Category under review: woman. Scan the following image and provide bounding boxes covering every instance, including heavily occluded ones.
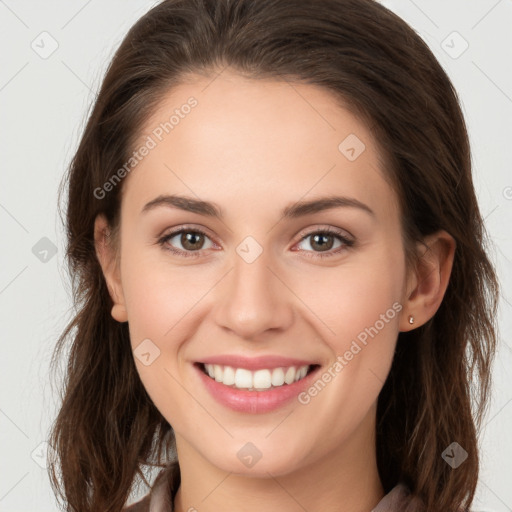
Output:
[47,0,499,511]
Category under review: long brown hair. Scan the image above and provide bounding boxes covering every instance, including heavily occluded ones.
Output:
[47,0,499,510]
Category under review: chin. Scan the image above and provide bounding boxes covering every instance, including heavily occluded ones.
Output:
[208,447,304,478]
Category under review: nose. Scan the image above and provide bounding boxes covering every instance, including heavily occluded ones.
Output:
[212,246,295,340]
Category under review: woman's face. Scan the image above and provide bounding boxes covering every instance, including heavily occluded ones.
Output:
[105,70,412,476]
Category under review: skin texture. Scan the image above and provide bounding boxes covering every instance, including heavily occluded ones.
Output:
[95,70,455,512]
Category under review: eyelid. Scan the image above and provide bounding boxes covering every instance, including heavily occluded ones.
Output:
[294,224,355,243]
[157,223,355,259]
[292,225,355,259]
[159,223,354,244]
[157,223,216,240]
[157,224,219,258]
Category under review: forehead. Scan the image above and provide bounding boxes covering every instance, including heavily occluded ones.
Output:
[123,70,398,224]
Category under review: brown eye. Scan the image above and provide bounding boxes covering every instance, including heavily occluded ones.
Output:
[309,233,335,252]
[180,231,206,251]
[295,228,355,259]
[158,228,215,258]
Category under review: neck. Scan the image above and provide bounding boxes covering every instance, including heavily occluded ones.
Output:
[173,408,384,512]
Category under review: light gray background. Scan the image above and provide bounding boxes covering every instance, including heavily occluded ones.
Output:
[1,0,511,510]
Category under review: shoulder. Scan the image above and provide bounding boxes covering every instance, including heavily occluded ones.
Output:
[373,483,478,512]
[373,483,426,512]
[123,461,180,512]
[123,494,150,512]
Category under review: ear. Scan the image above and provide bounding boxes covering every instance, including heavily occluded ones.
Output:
[400,230,456,331]
[94,214,128,323]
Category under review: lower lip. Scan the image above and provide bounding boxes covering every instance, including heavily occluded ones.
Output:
[194,363,320,414]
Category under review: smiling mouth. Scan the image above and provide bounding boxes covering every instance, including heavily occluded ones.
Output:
[196,362,320,391]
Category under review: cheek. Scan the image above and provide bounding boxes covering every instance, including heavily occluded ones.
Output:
[293,291,402,448]
[293,244,405,347]
[119,240,199,342]
[294,243,405,409]
[122,270,171,343]
[120,248,198,425]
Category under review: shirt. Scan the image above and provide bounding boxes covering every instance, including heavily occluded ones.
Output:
[123,460,425,511]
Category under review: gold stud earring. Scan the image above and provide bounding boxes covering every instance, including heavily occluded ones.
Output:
[408,315,414,325]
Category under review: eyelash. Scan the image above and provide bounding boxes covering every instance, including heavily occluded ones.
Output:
[157,225,355,260]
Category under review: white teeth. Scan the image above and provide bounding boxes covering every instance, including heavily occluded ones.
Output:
[271,367,285,386]
[235,368,253,388]
[284,367,296,385]
[202,363,311,390]
[223,365,236,385]
[253,369,272,389]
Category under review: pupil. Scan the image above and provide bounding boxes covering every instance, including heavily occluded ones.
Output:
[312,234,333,251]
[182,232,203,250]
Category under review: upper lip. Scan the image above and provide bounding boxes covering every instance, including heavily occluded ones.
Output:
[197,355,318,371]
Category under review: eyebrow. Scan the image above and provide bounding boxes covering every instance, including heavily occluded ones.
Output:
[141,194,375,219]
